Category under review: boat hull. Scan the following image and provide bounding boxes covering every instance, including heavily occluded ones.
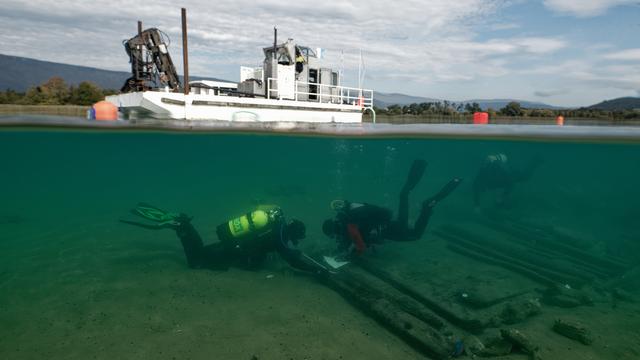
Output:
[106,91,363,123]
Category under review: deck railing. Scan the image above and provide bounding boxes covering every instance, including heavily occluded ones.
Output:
[267,78,373,108]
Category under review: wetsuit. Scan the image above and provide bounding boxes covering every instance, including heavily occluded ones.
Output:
[473,154,540,207]
[175,217,320,272]
[333,199,435,254]
[328,159,461,256]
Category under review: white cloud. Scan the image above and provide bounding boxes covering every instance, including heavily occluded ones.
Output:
[490,22,521,31]
[517,38,566,54]
[543,0,636,17]
[0,0,633,106]
[0,1,499,70]
[523,57,640,99]
[603,49,640,61]
[0,0,558,87]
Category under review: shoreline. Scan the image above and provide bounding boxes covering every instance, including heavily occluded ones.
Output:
[1,104,639,127]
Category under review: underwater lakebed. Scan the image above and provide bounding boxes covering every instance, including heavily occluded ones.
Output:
[0,124,639,359]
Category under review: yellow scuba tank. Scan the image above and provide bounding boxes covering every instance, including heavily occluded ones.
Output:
[216,206,282,242]
[228,210,270,238]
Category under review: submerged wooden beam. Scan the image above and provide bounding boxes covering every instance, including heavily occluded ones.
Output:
[441,225,604,281]
[480,218,629,274]
[354,258,487,333]
[323,270,453,359]
[435,229,587,287]
[336,267,446,330]
[445,243,557,287]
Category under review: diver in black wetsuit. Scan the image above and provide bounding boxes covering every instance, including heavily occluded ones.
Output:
[473,153,542,209]
[121,204,326,274]
[322,159,462,257]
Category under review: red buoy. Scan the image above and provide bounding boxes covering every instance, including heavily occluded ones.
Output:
[473,112,489,125]
[92,101,118,121]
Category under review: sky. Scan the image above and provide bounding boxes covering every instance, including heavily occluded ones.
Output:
[0,0,638,107]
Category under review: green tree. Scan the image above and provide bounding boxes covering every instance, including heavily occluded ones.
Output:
[500,101,524,116]
[0,90,22,104]
[387,104,402,115]
[69,82,104,105]
[464,102,482,113]
[102,88,118,97]
[22,86,47,104]
[39,77,70,104]
[419,102,431,114]
[529,108,555,117]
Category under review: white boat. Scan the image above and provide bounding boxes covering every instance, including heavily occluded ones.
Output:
[106,23,374,123]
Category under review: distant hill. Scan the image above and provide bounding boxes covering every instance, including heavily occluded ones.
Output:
[0,54,228,92]
[587,97,640,111]
[465,99,562,111]
[373,92,559,110]
[373,92,440,108]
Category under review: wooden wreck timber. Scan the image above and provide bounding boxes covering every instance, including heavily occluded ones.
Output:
[434,219,632,302]
[552,319,594,345]
[442,224,602,282]
[322,266,453,359]
[435,231,562,287]
[459,289,531,310]
[313,217,629,359]
[354,258,488,332]
[334,266,446,330]
[500,328,541,359]
[437,226,591,287]
[479,218,630,275]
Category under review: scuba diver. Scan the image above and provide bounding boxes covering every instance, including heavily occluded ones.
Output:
[322,159,462,260]
[473,153,542,209]
[120,204,328,274]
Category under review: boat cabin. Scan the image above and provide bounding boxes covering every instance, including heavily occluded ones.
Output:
[238,38,345,103]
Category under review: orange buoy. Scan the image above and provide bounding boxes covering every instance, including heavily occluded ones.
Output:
[473,112,489,125]
[556,115,564,126]
[92,101,118,121]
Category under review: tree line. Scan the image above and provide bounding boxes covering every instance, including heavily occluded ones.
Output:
[375,101,640,119]
[3,78,638,120]
[0,77,116,106]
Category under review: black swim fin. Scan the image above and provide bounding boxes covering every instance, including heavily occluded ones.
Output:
[119,218,173,230]
[132,203,179,223]
[424,177,463,208]
[120,203,189,230]
[402,159,427,192]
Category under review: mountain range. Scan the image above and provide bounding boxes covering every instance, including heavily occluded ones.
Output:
[373,93,562,110]
[1,53,638,110]
[0,53,226,92]
[587,97,640,111]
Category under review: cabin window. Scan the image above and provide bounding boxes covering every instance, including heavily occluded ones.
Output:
[309,69,318,100]
[300,47,317,58]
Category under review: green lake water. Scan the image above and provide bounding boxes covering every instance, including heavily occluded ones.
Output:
[1,127,639,359]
